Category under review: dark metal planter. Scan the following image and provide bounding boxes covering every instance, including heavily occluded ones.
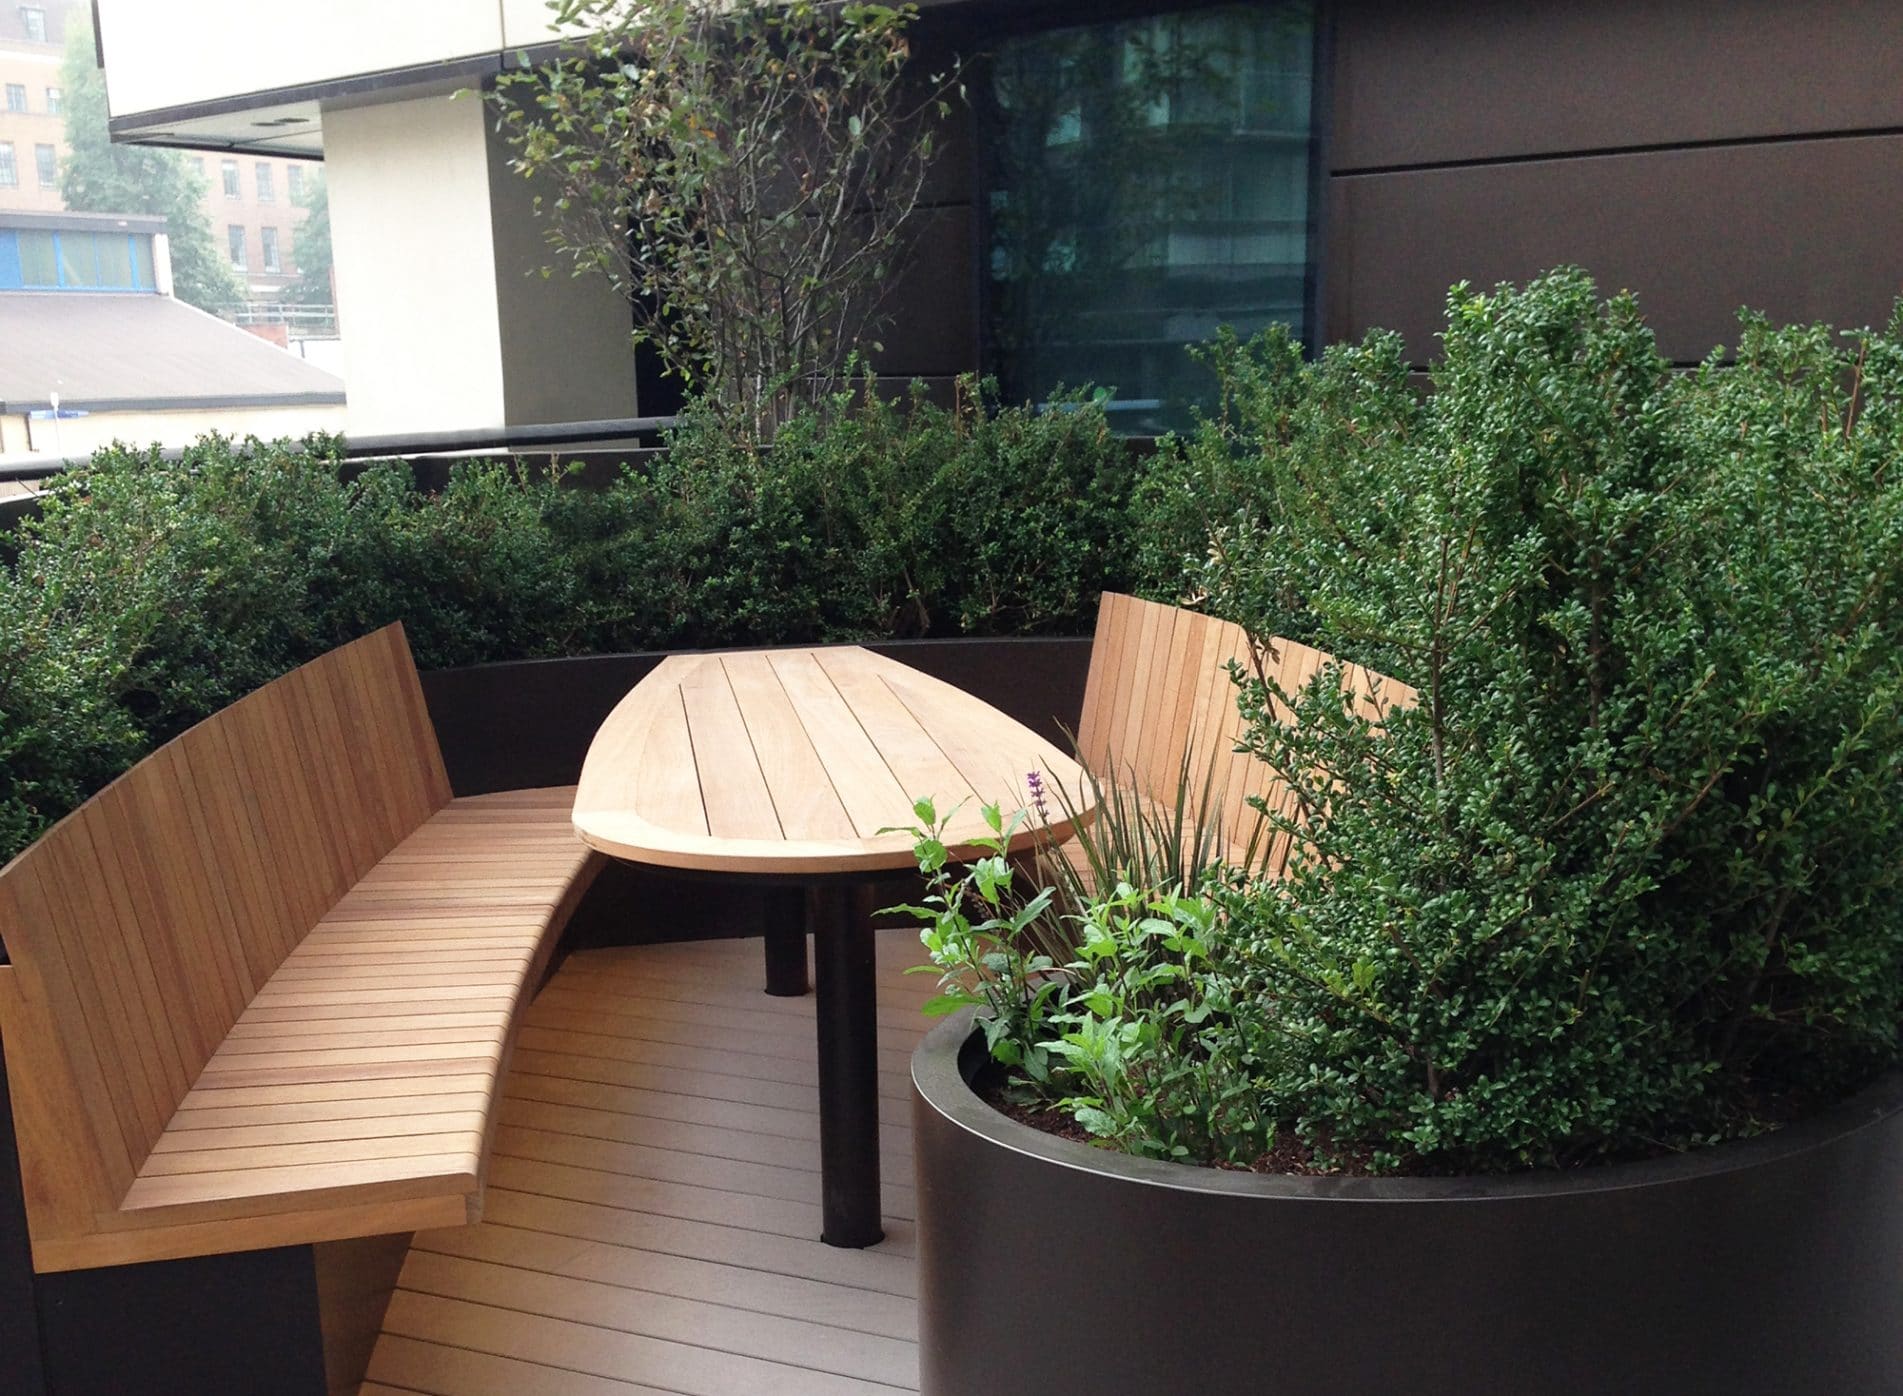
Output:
[912,1012,1903,1396]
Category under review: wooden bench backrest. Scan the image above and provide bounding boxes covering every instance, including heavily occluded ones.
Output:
[0,625,450,1215]
[1076,593,1414,877]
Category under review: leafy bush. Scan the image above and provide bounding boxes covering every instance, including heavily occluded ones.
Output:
[918,271,1903,1176]
[0,381,1141,862]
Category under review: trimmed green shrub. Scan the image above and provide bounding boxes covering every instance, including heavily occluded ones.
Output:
[1208,272,1903,1170]
[0,381,1140,863]
[917,271,1903,1176]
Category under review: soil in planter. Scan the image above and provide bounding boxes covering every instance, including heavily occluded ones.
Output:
[974,1064,1384,1176]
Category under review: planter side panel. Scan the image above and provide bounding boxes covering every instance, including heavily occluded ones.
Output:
[915,1075,1903,1395]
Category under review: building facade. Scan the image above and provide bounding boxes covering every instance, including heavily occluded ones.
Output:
[0,1,69,214]
[0,207,346,462]
[85,0,1903,439]
[0,0,322,304]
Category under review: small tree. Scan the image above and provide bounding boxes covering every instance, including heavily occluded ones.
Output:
[287,170,334,308]
[496,0,957,440]
[57,28,243,314]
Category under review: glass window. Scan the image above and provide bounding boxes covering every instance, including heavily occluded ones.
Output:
[287,163,305,200]
[255,162,274,202]
[981,2,1317,433]
[34,143,54,185]
[17,229,55,285]
[43,85,60,114]
[4,84,25,113]
[0,143,15,188]
[261,226,281,272]
[58,232,97,287]
[19,8,46,43]
[95,233,133,288]
[131,235,154,288]
[228,224,246,269]
[221,159,240,198]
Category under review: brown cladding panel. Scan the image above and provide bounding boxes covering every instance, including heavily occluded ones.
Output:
[1325,134,1903,363]
[1333,0,1903,171]
[872,203,976,380]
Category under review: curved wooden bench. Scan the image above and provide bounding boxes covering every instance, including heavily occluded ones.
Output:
[0,625,603,1273]
[1069,592,1415,881]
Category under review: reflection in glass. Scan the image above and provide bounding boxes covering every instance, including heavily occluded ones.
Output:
[983,2,1316,433]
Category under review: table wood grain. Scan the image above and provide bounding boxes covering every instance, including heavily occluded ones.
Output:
[573,647,1090,875]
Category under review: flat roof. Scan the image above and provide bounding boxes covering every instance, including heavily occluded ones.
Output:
[0,292,346,413]
[0,209,169,236]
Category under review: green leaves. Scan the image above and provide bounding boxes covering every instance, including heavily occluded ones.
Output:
[492,0,957,438]
[1192,269,1903,1172]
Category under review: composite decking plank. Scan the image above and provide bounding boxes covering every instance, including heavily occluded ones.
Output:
[383,1290,913,1396]
[362,930,933,1393]
[503,1072,916,1162]
[398,1249,919,1387]
[368,1334,680,1396]
[494,1096,915,1185]
[416,1220,918,1341]
[492,1121,919,1220]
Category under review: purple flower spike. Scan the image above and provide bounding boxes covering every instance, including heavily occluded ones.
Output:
[1027,769,1050,824]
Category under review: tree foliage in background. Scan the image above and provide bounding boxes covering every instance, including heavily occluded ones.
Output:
[287,170,334,307]
[496,0,958,440]
[0,382,1136,861]
[57,27,243,313]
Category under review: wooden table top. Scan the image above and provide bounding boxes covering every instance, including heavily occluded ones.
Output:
[572,646,1090,875]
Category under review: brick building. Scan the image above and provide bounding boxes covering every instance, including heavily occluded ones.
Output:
[0,0,324,304]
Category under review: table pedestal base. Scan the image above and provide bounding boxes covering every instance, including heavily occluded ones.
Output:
[810,883,884,1248]
[762,887,809,997]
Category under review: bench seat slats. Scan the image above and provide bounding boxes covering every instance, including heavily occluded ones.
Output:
[116,790,595,1223]
[0,625,604,1274]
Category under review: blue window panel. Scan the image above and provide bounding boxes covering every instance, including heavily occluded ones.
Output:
[0,230,156,292]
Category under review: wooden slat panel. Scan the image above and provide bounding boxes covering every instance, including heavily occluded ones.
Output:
[814,650,979,819]
[1115,596,1167,793]
[168,727,287,1017]
[679,664,782,841]
[766,651,913,838]
[1074,589,1123,770]
[630,688,708,835]
[1099,594,1142,779]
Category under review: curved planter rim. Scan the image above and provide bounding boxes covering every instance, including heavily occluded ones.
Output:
[913,1007,1903,1205]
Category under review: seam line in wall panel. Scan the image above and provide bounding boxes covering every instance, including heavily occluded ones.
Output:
[1333,124,1903,179]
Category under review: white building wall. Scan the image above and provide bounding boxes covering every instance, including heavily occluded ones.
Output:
[323,93,509,436]
[94,0,506,117]
[0,403,349,465]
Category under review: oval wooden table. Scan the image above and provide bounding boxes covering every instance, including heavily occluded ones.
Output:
[573,645,1090,1247]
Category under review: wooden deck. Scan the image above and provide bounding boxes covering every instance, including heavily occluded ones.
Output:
[361,929,936,1396]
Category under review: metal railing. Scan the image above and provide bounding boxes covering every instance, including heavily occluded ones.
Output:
[0,416,679,486]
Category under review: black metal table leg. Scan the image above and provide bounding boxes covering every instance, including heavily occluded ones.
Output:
[810,881,884,1248]
[763,885,809,997]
